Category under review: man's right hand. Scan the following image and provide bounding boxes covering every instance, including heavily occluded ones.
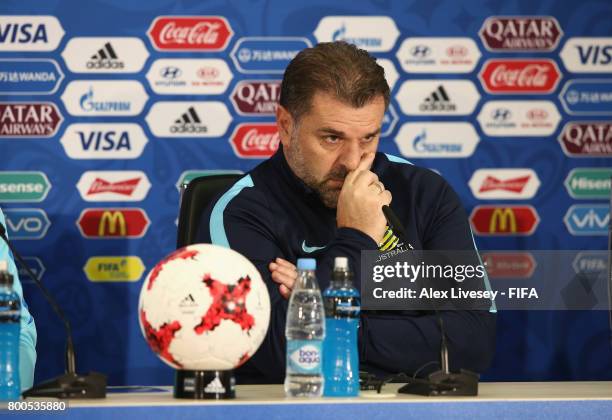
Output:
[336,152,392,245]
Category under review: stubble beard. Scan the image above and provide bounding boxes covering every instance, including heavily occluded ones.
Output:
[285,133,348,209]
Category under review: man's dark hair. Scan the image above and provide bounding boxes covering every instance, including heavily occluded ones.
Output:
[279,41,390,120]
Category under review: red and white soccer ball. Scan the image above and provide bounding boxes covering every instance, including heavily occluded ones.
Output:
[138,244,270,370]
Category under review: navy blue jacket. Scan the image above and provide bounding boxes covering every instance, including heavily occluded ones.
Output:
[197,149,496,383]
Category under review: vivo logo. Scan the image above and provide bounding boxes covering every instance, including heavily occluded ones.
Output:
[564,205,609,235]
[3,208,50,239]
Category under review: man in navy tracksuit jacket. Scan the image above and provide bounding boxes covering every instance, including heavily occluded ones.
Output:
[197,42,496,383]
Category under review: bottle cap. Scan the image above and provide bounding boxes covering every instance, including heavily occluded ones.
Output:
[0,260,13,287]
[297,258,316,271]
[334,257,348,271]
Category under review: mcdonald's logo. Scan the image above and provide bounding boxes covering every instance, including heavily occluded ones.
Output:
[470,205,539,236]
[99,211,126,236]
[77,208,150,238]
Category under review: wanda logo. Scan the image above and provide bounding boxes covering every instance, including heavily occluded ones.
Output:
[230,123,280,159]
[479,59,560,94]
[147,16,233,51]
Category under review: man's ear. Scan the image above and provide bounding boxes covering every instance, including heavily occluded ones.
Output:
[276,104,294,147]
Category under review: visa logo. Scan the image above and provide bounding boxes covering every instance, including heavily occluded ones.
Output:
[3,208,51,239]
[78,130,131,151]
[564,205,609,235]
[0,23,48,44]
[576,45,612,65]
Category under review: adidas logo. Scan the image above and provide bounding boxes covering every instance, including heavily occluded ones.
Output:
[170,107,207,134]
[87,42,124,70]
[204,377,226,394]
[419,85,456,112]
[179,294,197,306]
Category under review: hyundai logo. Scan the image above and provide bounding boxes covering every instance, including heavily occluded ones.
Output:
[492,108,512,121]
[410,45,431,58]
[160,66,182,79]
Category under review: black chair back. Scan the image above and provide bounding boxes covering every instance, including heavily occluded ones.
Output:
[176,174,242,248]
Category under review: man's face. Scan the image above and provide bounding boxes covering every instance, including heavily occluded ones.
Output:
[277,91,386,208]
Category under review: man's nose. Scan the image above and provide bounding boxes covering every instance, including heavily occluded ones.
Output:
[338,141,363,172]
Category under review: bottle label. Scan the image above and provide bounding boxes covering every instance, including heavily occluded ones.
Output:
[324,296,360,318]
[286,340,322,375]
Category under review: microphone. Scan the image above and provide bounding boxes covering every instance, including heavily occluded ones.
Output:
[379,206,479,395]
[0,222,106,398]
[382,205,407,244]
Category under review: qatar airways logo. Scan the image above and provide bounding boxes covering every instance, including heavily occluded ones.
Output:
[479,59,561,94]
[77,171,151,202]
[469,169,540,199]
[147,16,233,51]
[479,16,563,51]
[230,123,280,159]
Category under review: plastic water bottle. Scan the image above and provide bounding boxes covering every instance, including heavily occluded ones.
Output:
[0,260,21,400]
[323,257,360,397]
[284,258,325,397]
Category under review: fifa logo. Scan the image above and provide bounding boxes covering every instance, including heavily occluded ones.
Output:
[489,208,517,233]
[99,211,127,236]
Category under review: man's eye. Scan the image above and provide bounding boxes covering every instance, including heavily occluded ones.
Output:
[324,136,340,143]
[363,135,377,142]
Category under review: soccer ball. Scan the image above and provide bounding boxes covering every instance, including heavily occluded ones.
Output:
[138,244,271,371]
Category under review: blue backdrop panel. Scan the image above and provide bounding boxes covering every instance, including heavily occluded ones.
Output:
[0,0,610,386]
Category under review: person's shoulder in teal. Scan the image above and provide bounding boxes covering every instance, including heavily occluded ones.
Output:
[0,207,37,390]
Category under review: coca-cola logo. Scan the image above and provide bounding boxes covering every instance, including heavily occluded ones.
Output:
[147,16,233,51]
[231,81,281,116]
[479,59,561,94]
[230,123,280,158]
[479,16,563,51]
[559,122,612,156]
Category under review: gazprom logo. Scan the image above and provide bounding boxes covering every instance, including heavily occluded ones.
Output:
[314,16,400,52]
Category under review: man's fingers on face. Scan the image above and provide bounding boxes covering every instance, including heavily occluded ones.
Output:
[381,190,392,205]
[353,171,379,190]
[346,152,375,184]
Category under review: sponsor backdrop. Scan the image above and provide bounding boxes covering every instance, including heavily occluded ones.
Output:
[0,0,610,385]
